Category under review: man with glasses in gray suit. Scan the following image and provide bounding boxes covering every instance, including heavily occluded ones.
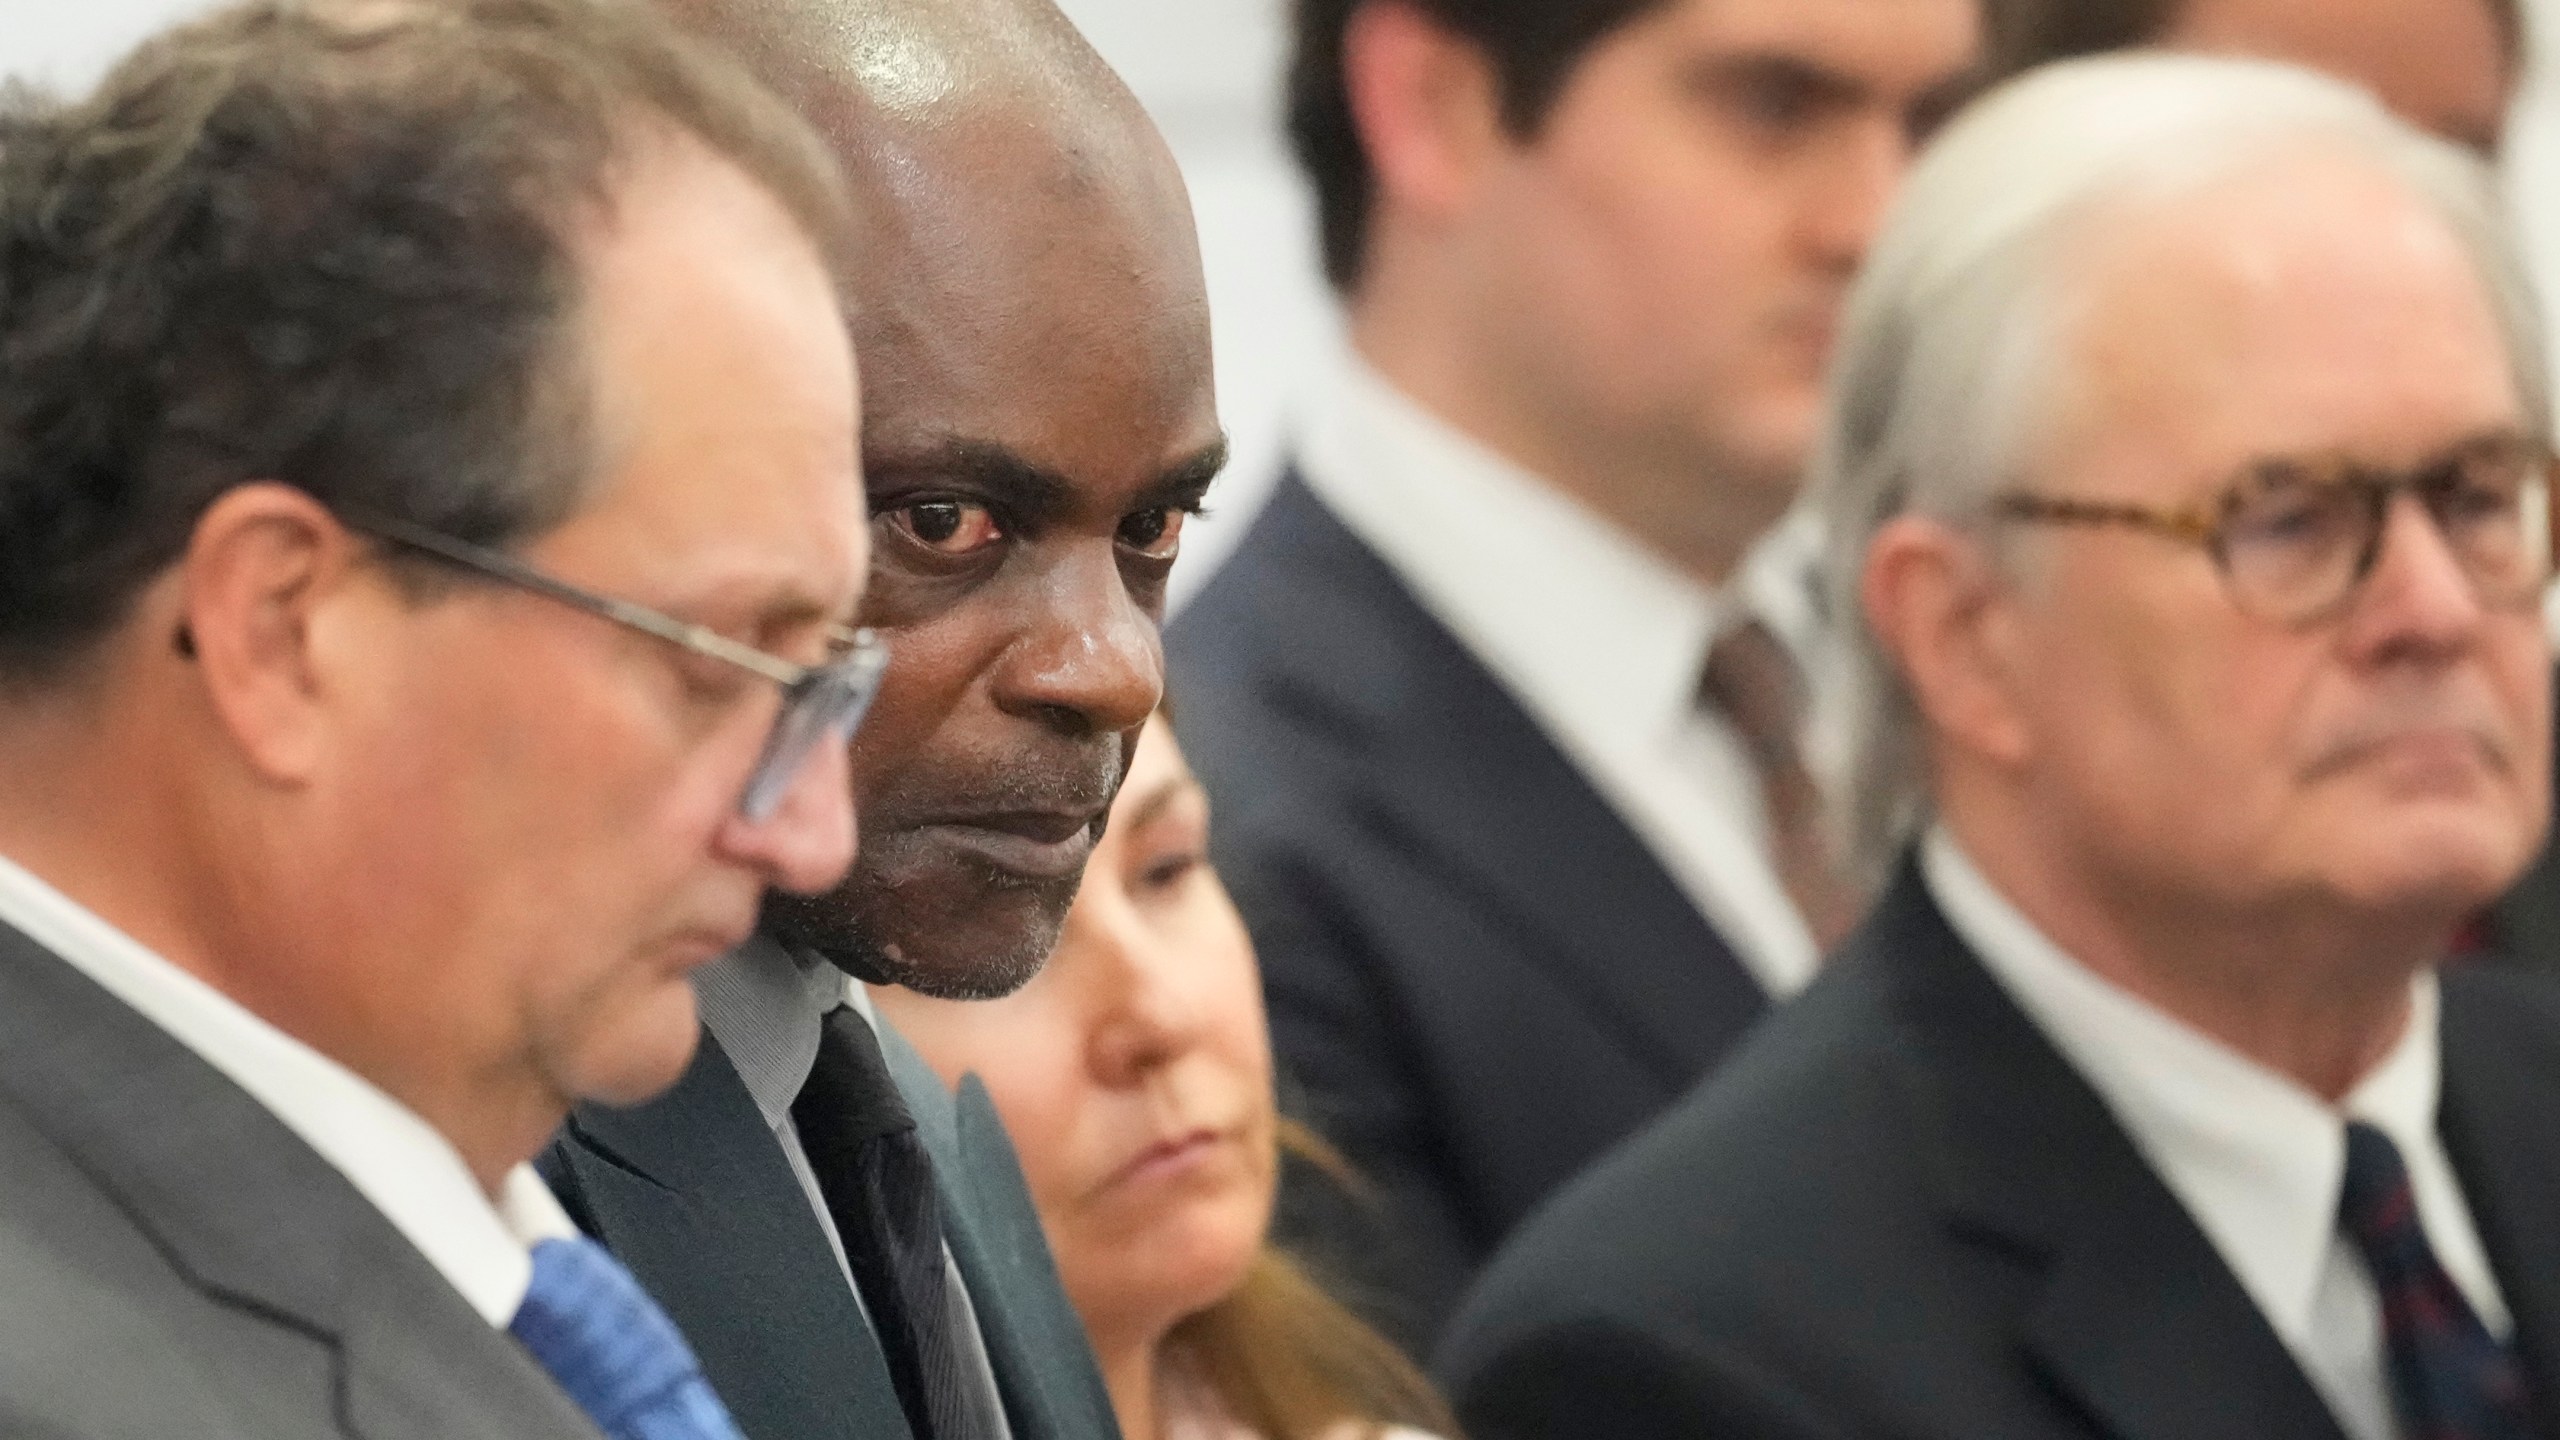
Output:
[0,1,876,1435]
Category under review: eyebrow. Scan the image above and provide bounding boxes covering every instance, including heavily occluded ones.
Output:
[867,434,1233,526]
[868,438,1078,526]
[1686,51,1875,112]
[1123,774,1206,833]
[1145,438,1232,511]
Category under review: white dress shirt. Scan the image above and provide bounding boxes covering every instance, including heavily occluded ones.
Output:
[1297,355,1821,995]
[0,849,574,1327]
[1922,829,2509,1440]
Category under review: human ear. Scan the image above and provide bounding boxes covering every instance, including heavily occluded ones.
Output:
[1860,515,2035,770]
[1341,1,1509,222]
[176,483,367,786]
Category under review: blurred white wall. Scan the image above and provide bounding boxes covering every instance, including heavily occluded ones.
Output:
[11,0,2560,609]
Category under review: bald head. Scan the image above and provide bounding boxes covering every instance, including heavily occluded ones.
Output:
[667,0,1226,1000]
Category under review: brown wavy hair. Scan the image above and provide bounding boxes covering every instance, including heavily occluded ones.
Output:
[1165,1119,1459,1440]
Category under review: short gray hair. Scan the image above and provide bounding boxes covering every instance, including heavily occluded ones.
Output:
[1812,51,2548,887]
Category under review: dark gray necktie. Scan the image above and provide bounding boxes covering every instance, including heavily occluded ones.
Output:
[792,1006,990,1440]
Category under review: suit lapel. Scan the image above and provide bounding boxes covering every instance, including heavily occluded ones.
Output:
[1868,871,2347,1440]
[1245,474,1767,1089]
[874,1017,1122,1440]
[2437,971,2560,1430]
[558,1031,911,1440]
[0,921,598,1440]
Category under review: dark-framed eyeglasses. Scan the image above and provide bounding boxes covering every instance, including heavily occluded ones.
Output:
[345,510,887,822]
[1989,432,2556,627]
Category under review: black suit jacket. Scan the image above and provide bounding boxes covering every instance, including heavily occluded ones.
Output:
[1169,472,1770,1345]
[539,1015,1120,1440]
[1440,861,2560,1440]
[2482,674,2560,972]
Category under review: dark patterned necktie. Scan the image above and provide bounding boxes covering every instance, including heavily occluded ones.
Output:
[792,1006,990,1440]
[1698,618,1861,951]
[2336,1121,2536,1439]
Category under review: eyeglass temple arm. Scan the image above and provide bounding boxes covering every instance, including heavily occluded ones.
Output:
[1992,494,2218,545]
[349,512,812,686]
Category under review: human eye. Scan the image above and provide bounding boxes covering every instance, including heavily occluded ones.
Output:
[1116,503,1198,562]
[1136,846,1204,896]
[1692,57,1844,148]
[2427,445,2530,527]
[881,498,1005,556]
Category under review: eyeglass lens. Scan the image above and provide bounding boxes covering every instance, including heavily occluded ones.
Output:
[738,641,890,823]
[2213,441,2551,624]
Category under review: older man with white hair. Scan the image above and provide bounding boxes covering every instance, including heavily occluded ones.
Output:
[1439,53,2560,1440]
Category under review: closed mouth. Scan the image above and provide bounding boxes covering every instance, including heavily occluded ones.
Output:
[915,809,1104,882]
[1099,1126,1232,1195]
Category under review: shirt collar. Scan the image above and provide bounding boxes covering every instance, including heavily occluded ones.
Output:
[693,930,853,1134]
[1920,827,2441,1348]
[0,848,574,1328]
[1298,353,1727,752]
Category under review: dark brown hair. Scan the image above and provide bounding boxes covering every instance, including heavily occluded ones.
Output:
[0,0,853,688]
[1168,1119,1460,1440]
[1288,0,1675,293]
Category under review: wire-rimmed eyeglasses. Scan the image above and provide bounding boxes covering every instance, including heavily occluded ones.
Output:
[1989,432,2556,627]
[346,511,886,822]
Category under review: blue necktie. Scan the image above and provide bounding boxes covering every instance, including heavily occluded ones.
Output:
[509,1235,748,1440]
[2337,1122,2537,1439]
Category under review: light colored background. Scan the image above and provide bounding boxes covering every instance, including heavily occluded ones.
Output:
[10,0,2560,608]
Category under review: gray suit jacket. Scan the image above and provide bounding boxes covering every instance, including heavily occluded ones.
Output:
[0,919,602,1440]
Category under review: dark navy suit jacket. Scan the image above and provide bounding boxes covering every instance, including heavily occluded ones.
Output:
[1169,472,1771,1347]
[1443,862,2560,1440]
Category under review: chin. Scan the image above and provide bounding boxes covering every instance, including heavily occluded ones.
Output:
[2330,808,2536,918]
[1075,1206,1265,1340]
[768,841,1077,1001]
[853,888,1069,1002]
[550,980,707,1107]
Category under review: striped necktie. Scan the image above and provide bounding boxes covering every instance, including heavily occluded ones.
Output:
[509,1235,747,1440]
[2337,1121,2536,1439]
[794,1004,992,1440]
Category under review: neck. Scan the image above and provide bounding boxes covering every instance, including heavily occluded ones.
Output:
[1944,803,2436,1102]
[1347,290,1783,591]
[1096,1323,1169,1440]
[0,696,538,1201]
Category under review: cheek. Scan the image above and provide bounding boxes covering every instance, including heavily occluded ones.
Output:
[2019,577,2309,822]
[847,615,989,794]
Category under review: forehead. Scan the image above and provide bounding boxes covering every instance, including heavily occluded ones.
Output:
[1619,0,1981,83]
[2165,0,2511,151]
[2051,155,2519,486]
[844,104,1217,482]
[562,138,864,604]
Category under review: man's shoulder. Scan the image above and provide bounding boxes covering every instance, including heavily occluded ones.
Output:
[0,1088,299,1435]
[2443,961,2560,1046]
[1444,949,1925,1355]
[0,1056,581,1440]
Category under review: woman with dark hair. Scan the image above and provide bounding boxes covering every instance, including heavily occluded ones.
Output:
[871,714,1454,1440]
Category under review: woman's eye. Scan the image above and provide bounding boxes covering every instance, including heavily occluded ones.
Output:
[887,500,1004,555]
[1137,850,1201,894]
[1118,506,1189,561]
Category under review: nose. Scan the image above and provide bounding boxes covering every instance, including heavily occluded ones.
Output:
[716,734,857,896]
[1799,119,1909,275]
[1078,899,1201,1090]
[994,545,1164,737]
[2341,493,2488,662]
